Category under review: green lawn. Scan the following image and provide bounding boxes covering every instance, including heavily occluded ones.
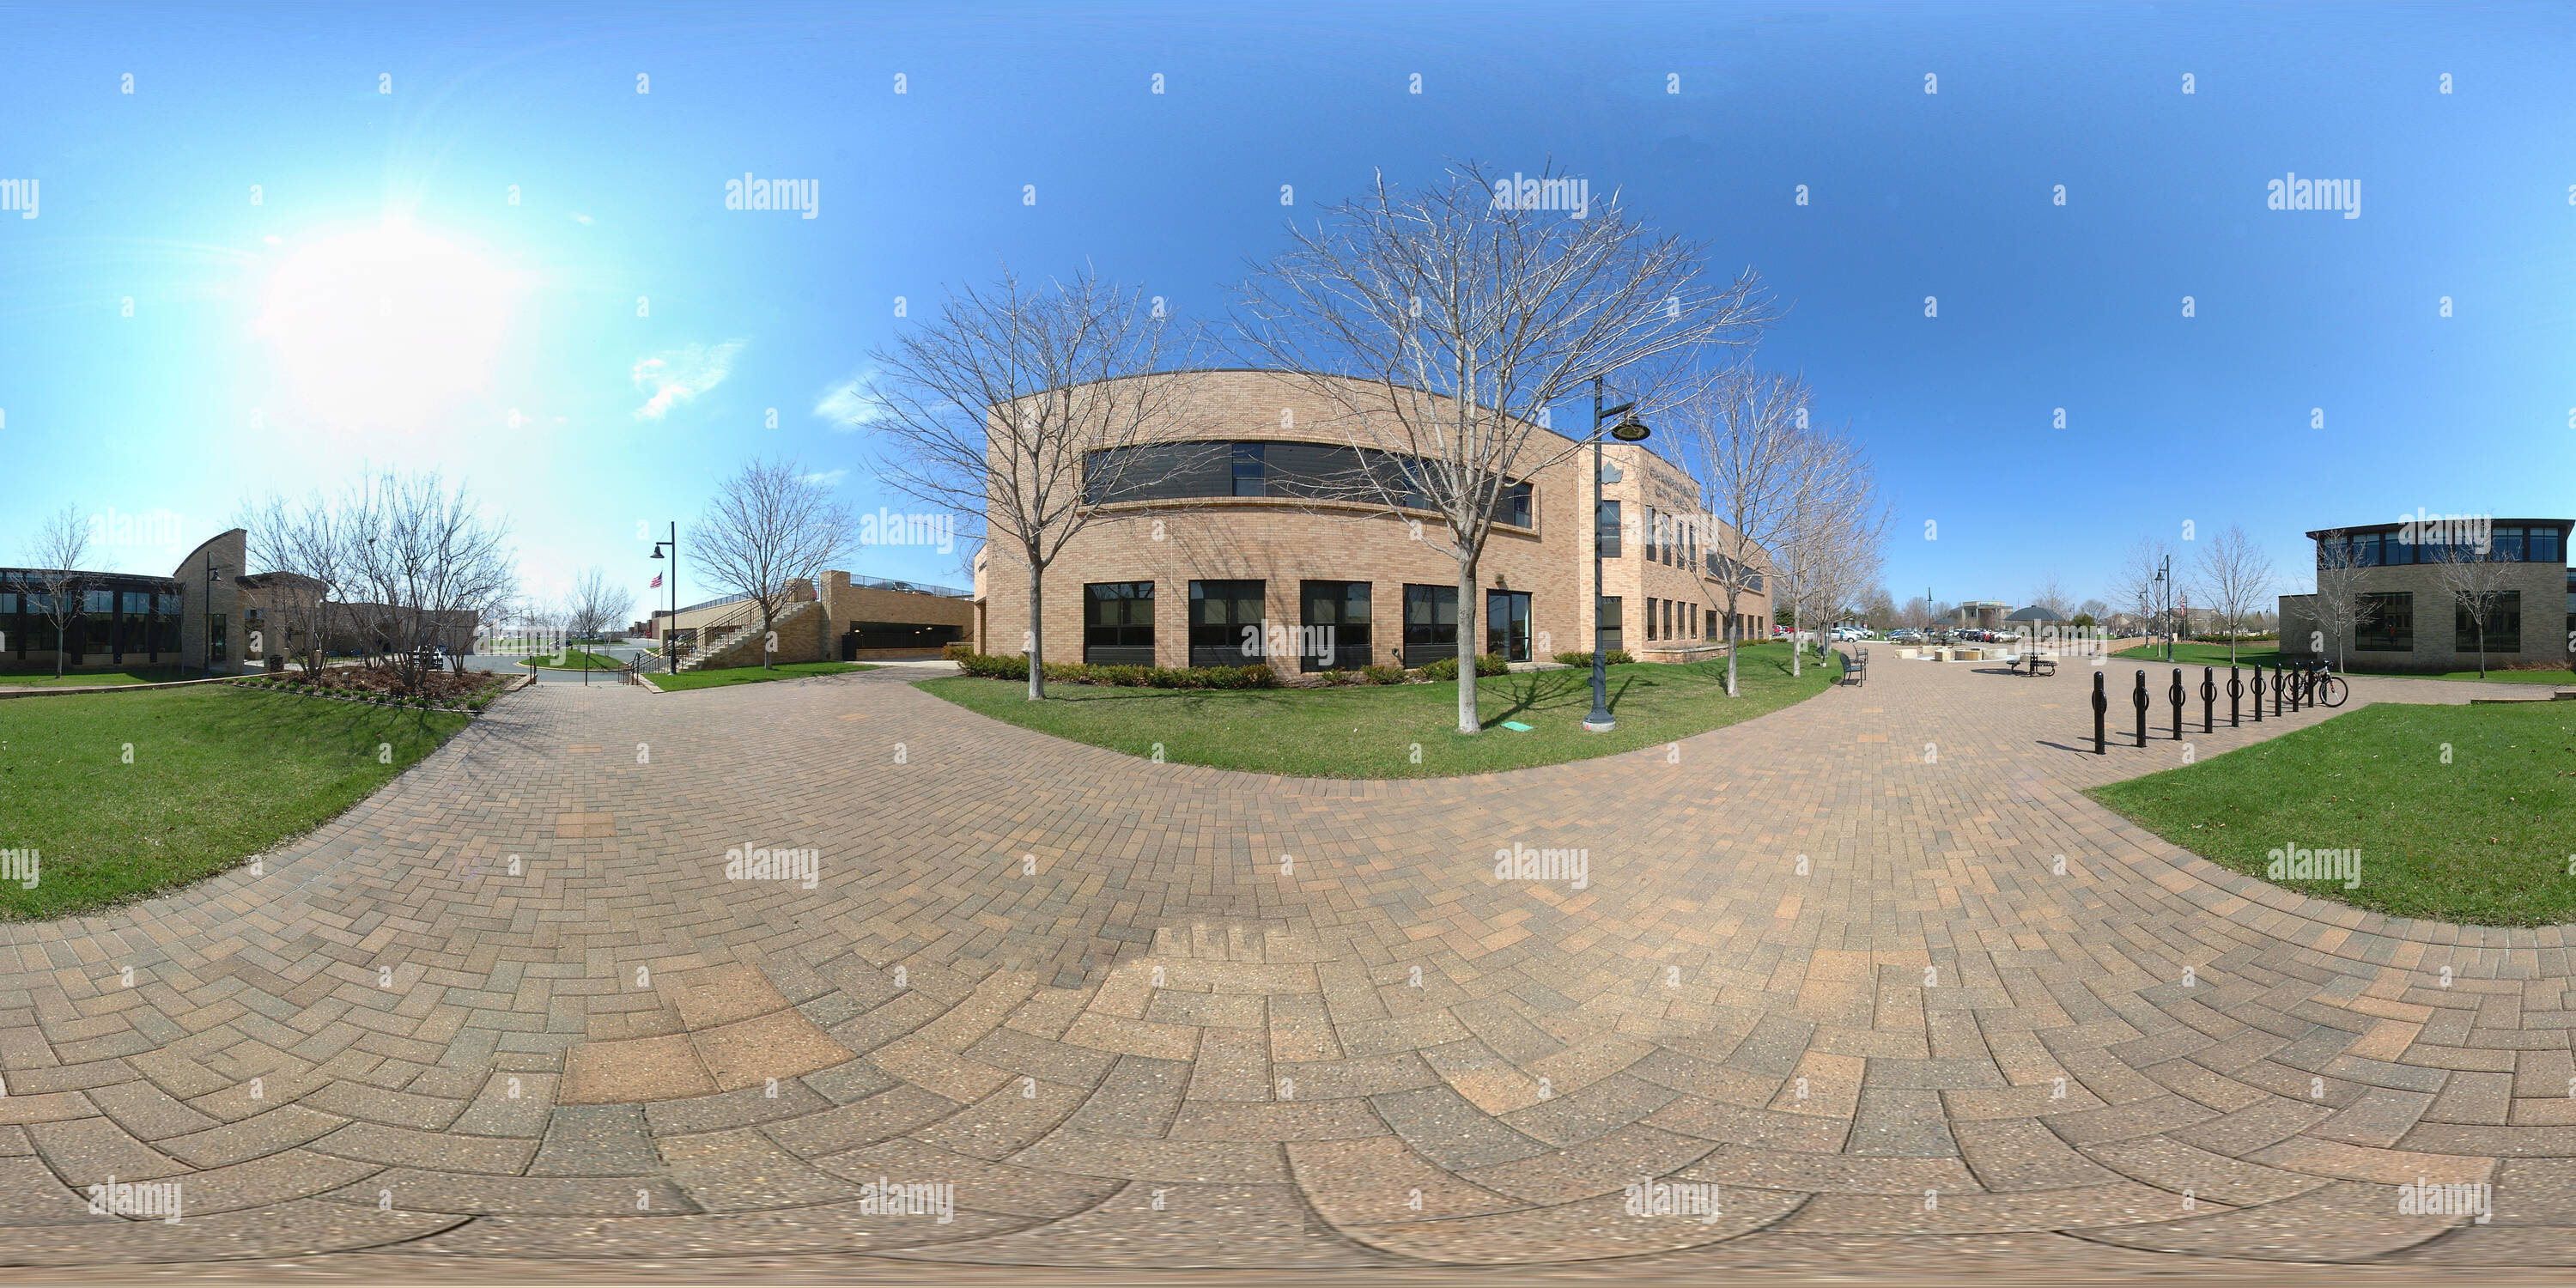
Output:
[0,686,471,920]
[0,665,197,688]
[2089,702,2576,925]
[649,660,878,691]
[2113,641,2572,683]
[517,648,628,671]
[918,641,1839,778]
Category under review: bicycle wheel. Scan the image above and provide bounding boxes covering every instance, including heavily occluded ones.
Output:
[2320,675,2347,708]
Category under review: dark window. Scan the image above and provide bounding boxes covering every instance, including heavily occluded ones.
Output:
[848,620,966,654]
[1664,598,1675,639]
[2455,590,2521,653]
[1188,580,1264,668]
[1485,591,1530,662]
[1644,597,1657,641]
[2357,592,2412,652]
[2531,526,2565,564]
[1498,480,1533,528]
[2494,526,2527,562]
[1596,501,1622,557]
[1084,581,1156,665]
[0,592,14,615]
[84,588,113,614]
[1596,596,1623,653]
[1230,442,1266,497]
[121,591,151,614]
[210,612,228,661]
[158,592,182,615]
[1401,584,1457,667]
[1298,580,1372,671]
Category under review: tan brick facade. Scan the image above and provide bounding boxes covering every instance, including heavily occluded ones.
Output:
[972,370,1771,671]
[2279,526,2573,671]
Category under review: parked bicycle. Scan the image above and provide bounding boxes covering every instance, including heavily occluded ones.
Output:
[2295,657,2348,708]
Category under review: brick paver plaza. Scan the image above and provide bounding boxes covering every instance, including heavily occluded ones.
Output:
[4,653,2568,1277]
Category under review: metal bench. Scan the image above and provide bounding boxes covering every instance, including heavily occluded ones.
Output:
[2009,653,2056,677]
[1843,647,1868,686]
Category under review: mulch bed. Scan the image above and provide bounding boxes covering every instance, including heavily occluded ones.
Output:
[229,665,518,714]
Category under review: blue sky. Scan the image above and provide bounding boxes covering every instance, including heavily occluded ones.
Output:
[4,1,2571,617]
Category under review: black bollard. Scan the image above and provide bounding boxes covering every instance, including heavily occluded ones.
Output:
[2200,666,2216,733]
[2132,670,2150,747]
[2169,668,2185,740]
[2272,665,2283,717]
[2227,665,2242,727]
[2289,665,2303,714]
[2092,670,2107,754]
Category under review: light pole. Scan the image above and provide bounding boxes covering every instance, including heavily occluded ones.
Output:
[1583,374,1653,733]
[203,560,226,679]
[649,522,677,672]
[2154,554,2172,662]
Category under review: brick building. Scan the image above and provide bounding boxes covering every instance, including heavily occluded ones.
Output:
[2280,518,2573,671]
[970,370,1772,673]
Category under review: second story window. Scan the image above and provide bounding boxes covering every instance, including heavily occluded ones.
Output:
[1231,442,1266,497]
[1596,501,1622,557]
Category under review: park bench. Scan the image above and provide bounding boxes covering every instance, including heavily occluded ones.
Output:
[2009,653,2056,677]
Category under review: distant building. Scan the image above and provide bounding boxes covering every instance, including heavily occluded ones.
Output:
[651,570,974,668]
[1954,600,2012,630]
[2281,518,2572,670]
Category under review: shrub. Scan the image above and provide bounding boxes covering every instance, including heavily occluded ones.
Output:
[945,650,1278,690]
[1418,657,1458,681]
[1315,669,1346,686]
[1551,650,1637,667]
[1360,665,1407,685]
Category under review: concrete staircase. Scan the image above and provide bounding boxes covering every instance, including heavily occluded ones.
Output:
[675,598,823,671]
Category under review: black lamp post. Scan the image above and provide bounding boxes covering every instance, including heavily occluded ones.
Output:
[649,522,677,672]
[1583,374,1652,732]
[203,560,226,679]
[2154,553,2173,662]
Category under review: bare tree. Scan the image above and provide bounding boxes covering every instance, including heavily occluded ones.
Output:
[2117,538,2174,652]
[1857,586,1898,632]
[691,459,851,671]
[343,471,517,692]
[2075,598,2109,625]
[2029,574,2075,620]
[25,504,93,677]
[567,568,635,644]
[861,268,1190,701]
[2426,529,2516,678]
[1668,366,1804,695]
[1234,164,1773,732]
[2190,524,2276,665]
[2308,532,2379,671]
[241,490,347,676]
[1900,595,1933,629]
[1770,421,1888,676]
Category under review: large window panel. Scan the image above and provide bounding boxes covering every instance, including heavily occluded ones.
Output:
[1595,596,1622,653]
[1084,581,1156,665]
[1595,501,1621,558]
[1298,580,1372,671]
[1188,579,1265,668]
[2455,590,2521,653]
[1400,584,1457,668]
[2357,592,2412,653]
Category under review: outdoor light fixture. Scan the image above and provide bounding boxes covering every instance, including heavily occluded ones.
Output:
[1584,374,1648,733]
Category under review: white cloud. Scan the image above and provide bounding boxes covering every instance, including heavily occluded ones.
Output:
[569,212,595,225]
[631,339,746,419]
[813,369,878,431]
[799,468,849,487]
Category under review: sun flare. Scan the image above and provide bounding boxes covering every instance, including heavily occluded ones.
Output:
[258,223,514,431]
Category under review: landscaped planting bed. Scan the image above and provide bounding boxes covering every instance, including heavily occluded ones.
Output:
[230,666,514,714]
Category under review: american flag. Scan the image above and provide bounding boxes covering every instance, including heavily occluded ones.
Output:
[649,574,662,588]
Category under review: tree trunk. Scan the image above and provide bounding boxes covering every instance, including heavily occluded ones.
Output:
[1025,559,1046,702]
[1455,559,1479,736]
[760,605,775,669]
[1723,594,1741,697]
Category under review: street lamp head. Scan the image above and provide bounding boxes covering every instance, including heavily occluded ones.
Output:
[1609,411,1651,442]
[649,545,665,559]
